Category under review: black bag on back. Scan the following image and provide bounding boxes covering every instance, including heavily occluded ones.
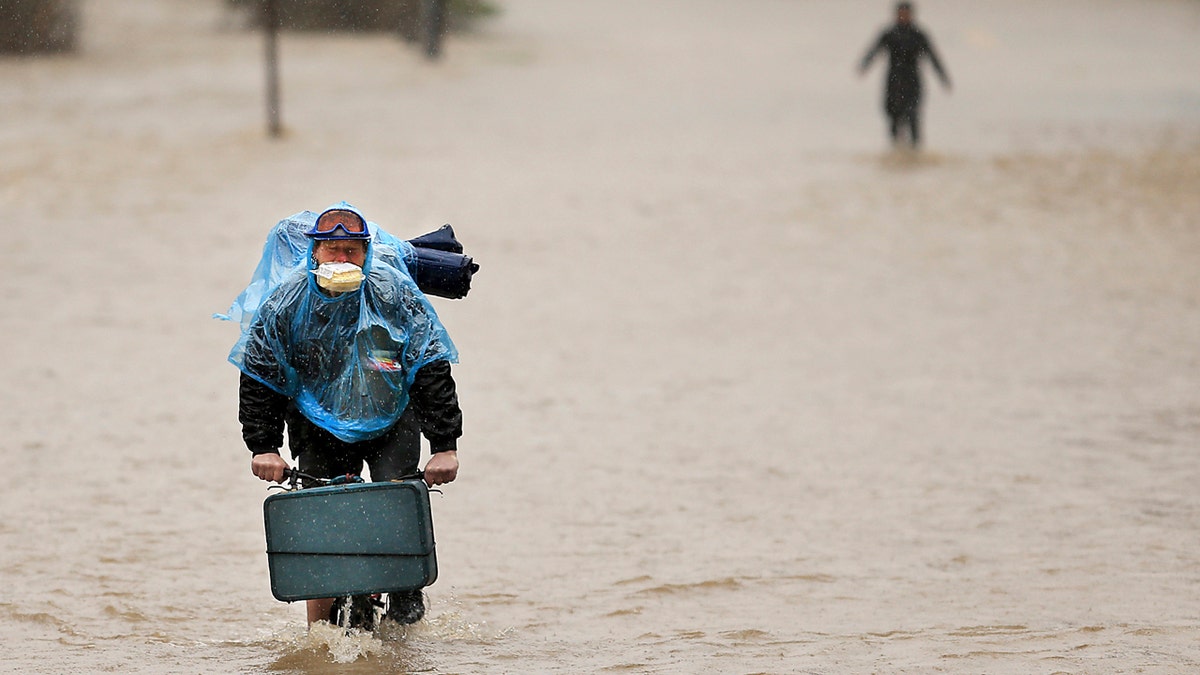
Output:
[406,224,479,300]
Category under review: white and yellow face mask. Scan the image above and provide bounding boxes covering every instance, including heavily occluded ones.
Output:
[311,262,365,293]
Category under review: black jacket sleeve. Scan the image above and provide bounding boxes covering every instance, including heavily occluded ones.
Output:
[239,372,288,455]
[860,31,886,72]
[409,360,463,453]
[921,32,951,86]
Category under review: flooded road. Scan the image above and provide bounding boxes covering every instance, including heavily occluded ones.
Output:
[1,0,1198,672]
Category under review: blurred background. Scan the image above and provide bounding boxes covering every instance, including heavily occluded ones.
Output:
[1,1,1198,673]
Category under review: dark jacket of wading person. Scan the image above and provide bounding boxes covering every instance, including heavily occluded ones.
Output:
[859,2,951,147]
[232,202,462,627]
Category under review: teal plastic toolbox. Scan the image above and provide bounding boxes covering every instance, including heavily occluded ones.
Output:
[263,479,437,601]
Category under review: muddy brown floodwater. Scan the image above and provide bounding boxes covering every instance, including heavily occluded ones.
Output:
[1,0,1198,672]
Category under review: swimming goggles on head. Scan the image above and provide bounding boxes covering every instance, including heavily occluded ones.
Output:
[304,209,370,240]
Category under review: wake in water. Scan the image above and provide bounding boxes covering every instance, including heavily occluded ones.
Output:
[262,595,512,670]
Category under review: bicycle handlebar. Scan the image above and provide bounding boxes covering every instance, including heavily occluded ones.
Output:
[276,467,426,491]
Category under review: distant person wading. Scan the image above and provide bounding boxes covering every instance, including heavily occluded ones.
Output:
[859,1,952,148]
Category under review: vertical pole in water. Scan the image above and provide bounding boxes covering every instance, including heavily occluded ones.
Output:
[422,0,446,60]
[264,0,282,138]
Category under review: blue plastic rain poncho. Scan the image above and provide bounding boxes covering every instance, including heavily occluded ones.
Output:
[217,203,458,443]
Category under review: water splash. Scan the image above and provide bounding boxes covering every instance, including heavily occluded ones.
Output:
[415,593,516,643]
[257,595,511,672]
[280,621,388,665]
